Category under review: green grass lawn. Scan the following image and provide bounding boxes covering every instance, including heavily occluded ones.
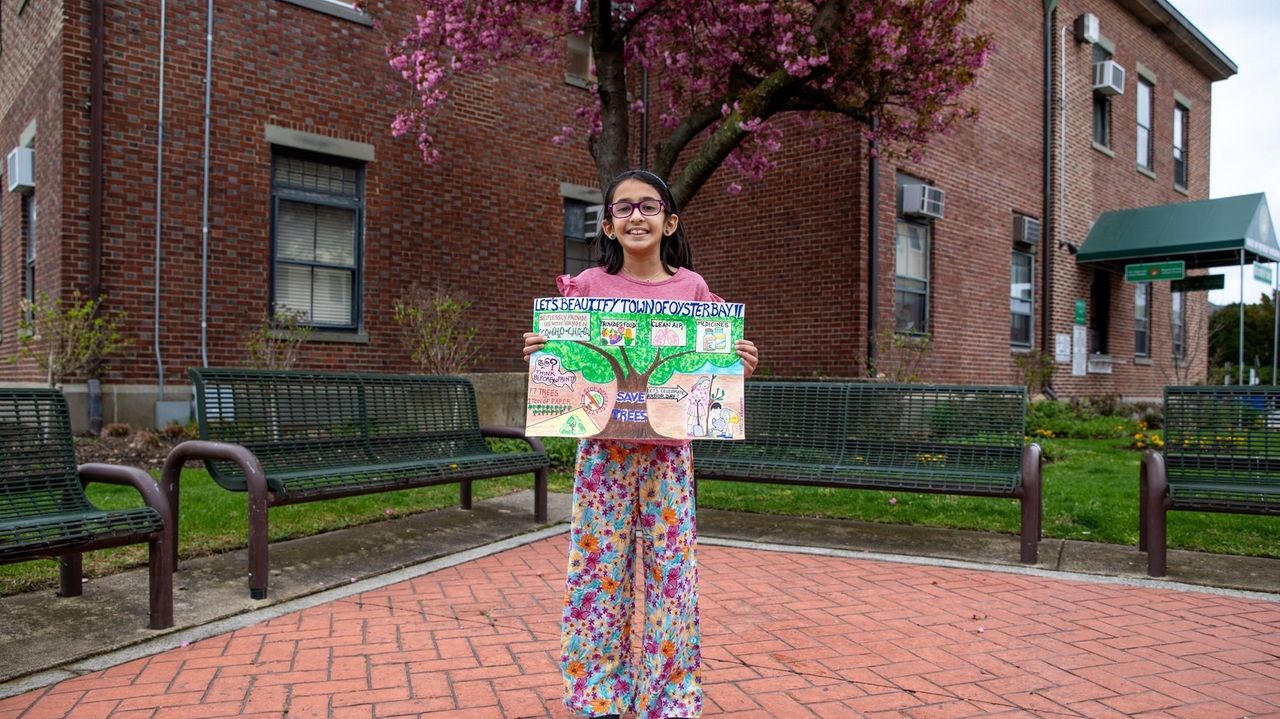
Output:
[2,438,1276,597]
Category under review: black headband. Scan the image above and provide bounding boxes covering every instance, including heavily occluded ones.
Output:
[620,169,670,194]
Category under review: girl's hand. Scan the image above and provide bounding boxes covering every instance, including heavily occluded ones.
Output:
[523,332,546,361]
[736,339,758,379]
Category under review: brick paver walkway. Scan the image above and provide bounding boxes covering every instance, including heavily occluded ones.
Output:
[2,536,1277,718]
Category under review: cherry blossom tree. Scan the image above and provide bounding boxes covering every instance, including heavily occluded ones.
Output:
[372,0,991,207]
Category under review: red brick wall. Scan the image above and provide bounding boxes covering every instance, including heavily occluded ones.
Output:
[0,0,1221,401]
[0,0,65,380]
[44,0,603,386]
[1048,0,1213,398]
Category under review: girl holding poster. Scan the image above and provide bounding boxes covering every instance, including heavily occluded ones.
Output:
[524,169,756,719]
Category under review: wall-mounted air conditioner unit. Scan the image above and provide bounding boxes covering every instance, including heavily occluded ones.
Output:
[1014,216,1042,248]
[902,184,945,220]
[6,147,34,193]
[1093,60,1125,96]
[1074,13,1100,44]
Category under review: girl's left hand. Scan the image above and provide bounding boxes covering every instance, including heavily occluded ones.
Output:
[736,339,758,379]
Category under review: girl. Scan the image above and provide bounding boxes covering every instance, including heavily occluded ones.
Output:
[524,169,757,719]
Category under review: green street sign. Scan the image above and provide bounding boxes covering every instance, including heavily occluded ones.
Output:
[1254,263,1274,285]
[1171,274,1225,292]
[1074,299,1086,325]
[1125,260,1185,283]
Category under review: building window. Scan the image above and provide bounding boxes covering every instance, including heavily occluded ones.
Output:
[1134,283,1151,357]
[1171,291,1185,360]
[1173,103,1188,188]
[270,152,363,329]
[566,32,594,87]
[563,199,602,275]
[23,194,36,324]
[1092,46,1113,148]
[894,220,929,334]
[1136,78,1154,171]
[1011,251,1034,347]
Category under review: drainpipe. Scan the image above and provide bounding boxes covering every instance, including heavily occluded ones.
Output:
[153,0,168,398]
[87,0,106,433]
[1042,0,1058,360]
[200,0,213,368]
[89,0,104,303]
[867,117,880,375]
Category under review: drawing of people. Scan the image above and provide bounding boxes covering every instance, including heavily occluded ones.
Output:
[687,376,712,436]
[708,402,727,438]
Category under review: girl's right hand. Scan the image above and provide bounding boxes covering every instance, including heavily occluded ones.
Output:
[523,332,546,361]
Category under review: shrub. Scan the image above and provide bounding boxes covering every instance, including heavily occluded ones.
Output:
[394,285,483,375]
[1026,399,1139,440]
[12,291,128,388]
[103,423,131,438]
[244,309,312,369]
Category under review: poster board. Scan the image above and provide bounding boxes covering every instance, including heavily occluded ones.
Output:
[526,297,746,441]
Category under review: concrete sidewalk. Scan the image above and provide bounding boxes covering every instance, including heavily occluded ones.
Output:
[1,490,1277,715]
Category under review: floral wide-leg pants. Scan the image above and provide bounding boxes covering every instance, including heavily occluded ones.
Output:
[560,439,701,719]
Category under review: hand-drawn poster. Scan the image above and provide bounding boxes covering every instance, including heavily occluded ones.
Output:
[526,297,746,441]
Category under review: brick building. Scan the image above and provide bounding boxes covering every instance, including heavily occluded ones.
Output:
[0,0,1249,427]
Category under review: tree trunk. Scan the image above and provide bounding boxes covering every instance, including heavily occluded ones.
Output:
[602,370,656,439]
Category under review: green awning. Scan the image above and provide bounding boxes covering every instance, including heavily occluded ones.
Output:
[1076,193,1279,268]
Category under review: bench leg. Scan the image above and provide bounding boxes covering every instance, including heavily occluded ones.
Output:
[1019,445,1043,564]
[1140,451,1168,577]
[534,467,548,523]
[248,482,270,600]
[58,554,84,597]
[149,533,175,629]
[460,480,473,511]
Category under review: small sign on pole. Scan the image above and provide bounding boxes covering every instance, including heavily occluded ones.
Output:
[1254,263,1273,285]
[1171,274,1225,292]
[1125,260,1185,283]
[1074,299,1086,325]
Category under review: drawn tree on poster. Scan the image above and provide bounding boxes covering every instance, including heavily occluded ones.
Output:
[550,316,743,438]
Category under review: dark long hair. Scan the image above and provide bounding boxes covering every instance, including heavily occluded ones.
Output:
[596,169,694,274]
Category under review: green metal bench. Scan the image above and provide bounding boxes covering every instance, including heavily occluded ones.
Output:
[165,369,550,598]
[0,389,174,628]
[1141,386,1280,576]
[692,381,1042,563]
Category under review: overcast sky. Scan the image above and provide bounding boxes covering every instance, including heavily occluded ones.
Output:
[1166,0,1280,304]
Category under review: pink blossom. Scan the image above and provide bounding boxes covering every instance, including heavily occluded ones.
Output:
[381,0,990,193]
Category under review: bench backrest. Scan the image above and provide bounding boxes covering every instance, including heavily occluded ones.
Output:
[189,369,485,482]
[0,389,91,522]
[695,381,1026,472]
[1163,386,1280,495]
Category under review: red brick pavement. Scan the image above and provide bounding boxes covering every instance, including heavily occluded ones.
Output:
[2,537,1278,718]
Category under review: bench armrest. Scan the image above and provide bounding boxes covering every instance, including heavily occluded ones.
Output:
[481,425,547,456]
[78,463,175,530]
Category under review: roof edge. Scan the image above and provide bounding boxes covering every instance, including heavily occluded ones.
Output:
[1115,0,1238,82]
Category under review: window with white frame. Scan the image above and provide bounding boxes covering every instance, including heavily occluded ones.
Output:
[1173,103,1189,188]
[1092,45,1113,148]
[1134,282,1151,357]
[1011,250,1034,347]
[1171,291,1185,360]
[563,199,602,275]
[894,220,929,334]
[271,151,363,329]
[1136,78,1154,171]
